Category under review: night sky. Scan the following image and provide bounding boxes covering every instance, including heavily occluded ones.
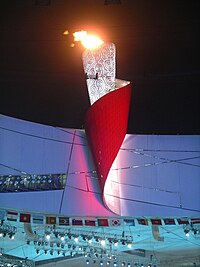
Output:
[1,0,200,134]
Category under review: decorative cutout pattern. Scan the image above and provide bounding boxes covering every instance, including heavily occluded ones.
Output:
[82,43,116,105]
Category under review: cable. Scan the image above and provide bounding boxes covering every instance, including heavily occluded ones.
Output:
[103,192,200,213]
[0,160,197,200]
[109,179,179,195]
[69,155,200,175]
[0,163,28,175]
[54,126,87,140]
[1,163,199,212]
[59,130,76,214]
[119,149,200,168]
[62,182,200,212]
[0,126,87,147]
[120,148,200,153]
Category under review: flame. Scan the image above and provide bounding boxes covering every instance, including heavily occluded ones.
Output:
[63,30,69,35]
[73,30,104,49]
[73,30,87,41]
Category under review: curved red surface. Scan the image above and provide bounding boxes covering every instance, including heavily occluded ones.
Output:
[84,84,132,194]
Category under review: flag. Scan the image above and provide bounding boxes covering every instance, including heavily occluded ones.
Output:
[177,218,189,225]
[110,218,122,226]
[46,216,56,225]
[137,218,148,225]
[151,219,162,225]
[85,217,96,226]
[0,210,5,220]
[59,217,70,226]
[97,218,109,227]
[32,214,44,224]
[20,213,31,223]
[191,218,200,224]
[163,218,176,225]
[7,211,18,222]
[72,217,83,226]
[123,218,135,226]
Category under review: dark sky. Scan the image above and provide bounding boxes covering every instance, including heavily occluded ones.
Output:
[1,0,200,134]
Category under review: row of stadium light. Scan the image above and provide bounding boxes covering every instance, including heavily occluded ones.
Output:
[0,173,67,192]
[0,221,17,239]
[85,260,157,266]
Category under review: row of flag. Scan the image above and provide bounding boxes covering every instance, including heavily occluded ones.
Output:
[1,210,199,227]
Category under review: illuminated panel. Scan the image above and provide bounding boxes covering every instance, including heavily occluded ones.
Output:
[82,43,116,105]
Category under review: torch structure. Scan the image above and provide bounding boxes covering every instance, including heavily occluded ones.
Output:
[74,32,131,214]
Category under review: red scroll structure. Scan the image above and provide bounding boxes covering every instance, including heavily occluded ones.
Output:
[85,83,132,214]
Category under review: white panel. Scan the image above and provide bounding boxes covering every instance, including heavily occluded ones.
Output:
[0,190,63,214]
[117,134,200,216]
[0,115,199,216]
[0,115,114,216]
[0,115,74,175]
[179,164,200,210]
[60,186,115,216]
[82,43,116,105]
[120,183,180,207]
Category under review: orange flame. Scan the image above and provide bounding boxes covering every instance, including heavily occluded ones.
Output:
[63,30,69,35]
[73,30,104,49]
